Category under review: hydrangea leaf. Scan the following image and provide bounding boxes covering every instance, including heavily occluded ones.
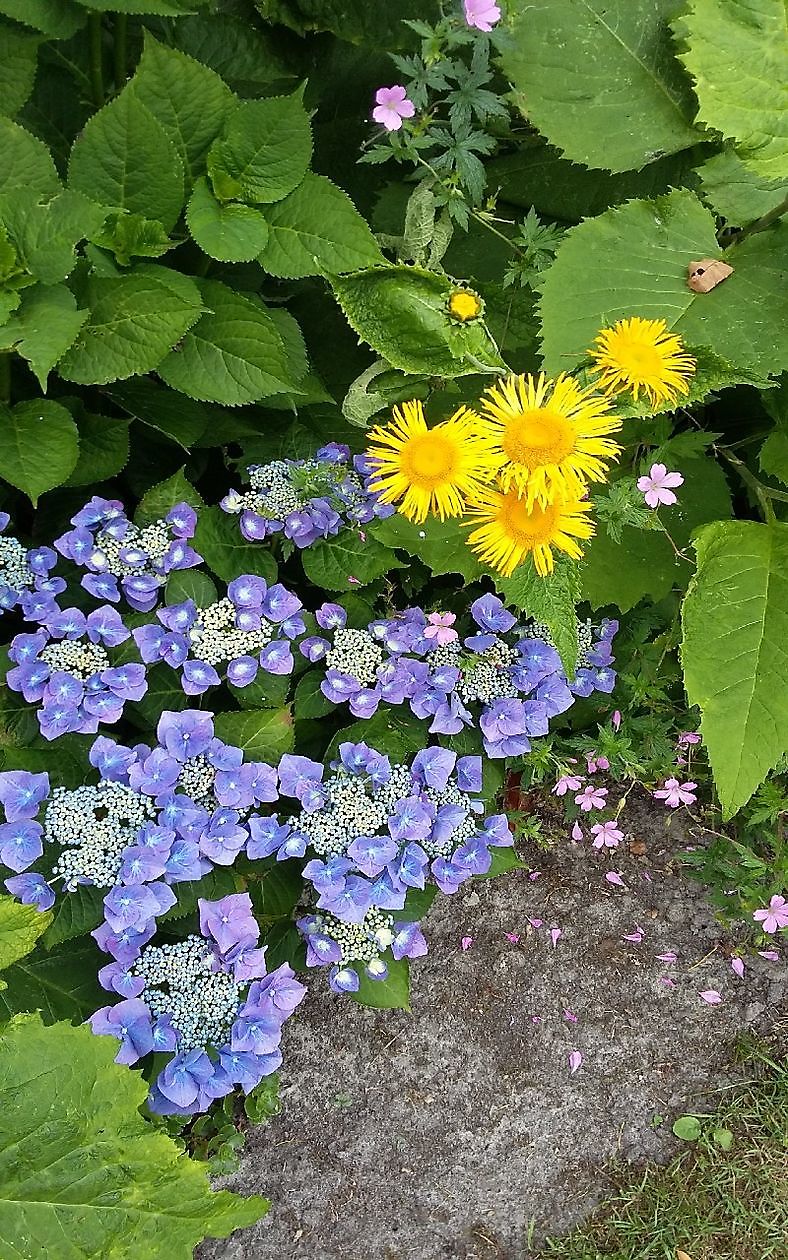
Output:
[250,860,303,925]
[539,188,788,385]
[229,669,290,712]
[57,272,203,386]
[164,569,217,607]
[370,513,484,583]
[127,664,188,730]
[698,149,788,227]
[255,0,440,43]
[157,279,304,405]
[0,1014,269,1255]
[293,669,335,720]
[68,89,185,232]
[0,941,103,1023]
[330,265,505,377]
[89,212,174,267]
[0,399,79,504]
[0,896,52,976]
[682,520,788,815]
[0,188,107,286]
[0,0,86,39]
[259,172,383,279]
[498,0,701,174]
[0,26,40,118]
[193,505,277,583]
[207,92,312,205]
[186,176,270,263]
[674,0,788,186]
[65,411,130,487]
[213,709,295,762]
[158,869,240,924]
[349,956,410,1010]
[0,284,87,390]
[301,532,403,590]
[40,888,105,950]
[326,708,426,762]
[759,379,788,484]
[493,563,582,677]
[172,11,292,92]
[104,379,209,451]
[135,467,204,526]
[0,118,60,198]
[71,0,205,14]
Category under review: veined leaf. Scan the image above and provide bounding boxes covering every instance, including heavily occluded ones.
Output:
[370,513,484,583]
[213,709,294,762]
[207,92,312,205]
[0,284,87,390]
[0,0,86,39]
[135,467,203,525]
[0,941,102,1024]
[259,172,383,278]
[71,0,205,13]
[0,26,39,119]
[301,532,403,590]
[698,149,788,227]
[349,956,410,1010]
[186,176,270,263]
[193,505,277,583]
[0,896,51,976]
[494,563,581,676]
[0,399,79,504]
[65,410,130,486]
[0,117,60,198]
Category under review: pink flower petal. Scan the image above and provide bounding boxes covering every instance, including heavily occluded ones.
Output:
[758,950,780,961]
[528,917,543,929]
[659,976,676,988]
[529,871,542,881]
[700,989,722,1005]
[605,872,626,887]
[623,931,643,943]
[730,957,745,978]
[563,1009,578,1024]
[568,1050,582,1074]
[657,951,677,963]
[531,1015,542,1025]
[550,927,562,947]
[504,932,520,944]
[461,936,473,952]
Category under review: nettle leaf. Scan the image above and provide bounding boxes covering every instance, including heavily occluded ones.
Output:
[65,411,130,487]
[0,942,102,1024]
[259,172,383,279]
[674,0,788,186]
[213,709,295,762]
[539,189,788,387]
[0,1015,268,1254]
[157,278,304,405]
[682,520,788,816]
[494,563,581,677]
[0,26,39,119]
[0,118,60,198]
[370,513,484,583]
[136,467,203,526]
[186,176,269,263]
[499,0,701,174]
[330,265,505,377]
[68,89,185,232]
[194,505,277,584]
[0,1,86,39]
[0,896,52,975]
[58,271,203,385]
[698,149,788,228]
[207,92,312,205]
[0,284,87,390]
[301,532,402,590]
[0,399,78,503]
[350,956,410,1010]
[105,378,208,450]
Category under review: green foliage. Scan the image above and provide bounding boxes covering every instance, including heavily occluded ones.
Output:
[194,506,277,583]
[0,896,51,976]
[187,177,270,263]
[494,563,581,676]
[259,173,383,278]
[301,532,402,590]
[207,92,312,205]
[698,149,788,226]
[371,512,484,583]
[0,26,40,119]
[213,709,295,762]
[350,956,410,1009]
[0,940,103,1023]
[0,399,78,503]
[0,285,87,389]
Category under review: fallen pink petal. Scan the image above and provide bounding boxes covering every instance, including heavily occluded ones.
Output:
[504,932,520,944]
[659,976,676,988]
[605,872,626,887]
[563,1010,578,1024]
[758,950,780,961]
[730,957,745,978]
[623,930,643,943]
[529,871,542,881]
[528,918,543,929]
[700,990,722,1005]
[461,936,473,952]
[657,951,678,963]
[568,1050,583,1074]
[550,928,562,947]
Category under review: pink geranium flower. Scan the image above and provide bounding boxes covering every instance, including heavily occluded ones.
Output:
[753,894,788,934]
[637,463,684,508]
[372,85,415,131]
[590,820,624,849]
[678,731,701,748]
[553,773,583,796]
[423,612,458,646]
[653,777,697,808]
[575,784,608,812]
[464,0,501,31]
[611,710,622,731]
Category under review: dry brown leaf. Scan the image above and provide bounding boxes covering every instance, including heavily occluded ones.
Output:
[687,258,733,292]
[676,1249,693,1260]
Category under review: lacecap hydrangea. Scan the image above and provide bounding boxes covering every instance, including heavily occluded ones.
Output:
[220,444,392,549]
[0,512,64,621]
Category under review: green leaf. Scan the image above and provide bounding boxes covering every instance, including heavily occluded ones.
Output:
[165,568,217,607]
[698,149,788,227]
[672,1114,702,1141]
[326,708,426,762]
[250,859,303,923]
[760,379,788,484]
[0,26,39,118]
[57,271,203,385]
[127,663,188,730]
[370,512,484,583]
[159,868,240,923]
[0,0,86,38]
[480,847,528,880]
[0,897,51,975]
[193,505,277,583]
[0,117,60,199]
[682,520,788,816]
[131,32,235,185]
[68,88,185,232]
[186,176,269,263]
[230,670,290,711]
[0,398,78,503]
[71,0,205,17]
[104,378,209,450]
[330,264,505,377]
[157,279,303,405]
[213,709,294,762]
[40,886,105,950]
[65,410,130,486]
[135,467,203,526]
[0,188,106,285]
[293,669,334,719]
[499,0,701,174]
[349,956,410,1010]
[301,532,402,590]
[0,941,103,1024]
[674,0,788,185]
[0,284,87,390]
[0,1014,268,1254]
[207,92,312,205]
[259,173,383,279]
[494,563,581,676]
[713,1126,734,1151]
[172,12,292,94]
[90,211,173,266]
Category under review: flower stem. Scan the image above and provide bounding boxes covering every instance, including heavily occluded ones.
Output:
[89,12,105,108]
[113,12,128,90]
[716,446,788,521]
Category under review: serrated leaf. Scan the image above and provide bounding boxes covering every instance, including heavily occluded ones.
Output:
[104,378,209,450]
[0,398,78,503]
[674,0,788,185]
[698,149,788,227]
[68,89,185,232]
[40,886,105,950]
[193,505,277,584]
[370,513,484,583]
[250,860,302,924]
[349,956,410,1009]
[326,708,426,762]
[0,942,102,1023]
[330,265,505,377]
[131,32,235,184]
[207,92,312,205]
[72,0,204,15]
[493,564,581,676]
[0,117,60,198]
[0,284,86,390]
[259,172,383,279]
[0,26,39,118]
[0,1014,268,1254]
[90,212,173,267]
[499,0,701,174]
[0,188,107,286]
[0,896,51,974]
[301,532,402,590]
[172,12,292,93]
[65,411,130,486]
[165,569,217,607]
[159,868,240,923]
[126,663,188,730]
[57,272,203,385]
[293,669,334,719]
[0,0,86,39]
[135,467,203,525]
[187,176,269,263]
[212,709,294,762]
[157,278,303,405]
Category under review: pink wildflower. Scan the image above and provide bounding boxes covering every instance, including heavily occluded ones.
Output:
[637,463,684,508]
[653,778,697,808]
[372,85,415,131]
[585,752,610,774]
[678,731,701,748]
[753,894,788,934]
[611,710,622,731]
[464,0,501,32]
[423,611,458,646]
[575,784,608,812]
[529,871,542,881]
[553,773,583,796]
[590,820,624,849]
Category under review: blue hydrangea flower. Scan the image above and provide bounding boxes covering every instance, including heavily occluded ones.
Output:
[133,576,304,695]
[298,906,427,991]
[90,891,305,1116]
[55,497,202,613]
[220,446,392,550]
[0,512,64,621]
[6,606,147,739]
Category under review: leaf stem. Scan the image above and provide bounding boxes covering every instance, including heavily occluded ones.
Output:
[88,12,105,109]
[113,12,128,91]
[729,193,788,247]
[716,446,787,521]
[0,353,10,406]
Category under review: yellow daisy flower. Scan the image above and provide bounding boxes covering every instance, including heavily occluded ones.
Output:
[447,287,483,322]
[589,317,696,409]
[464,483,594,578]
[477,373,621,508]
[365,400,502,524]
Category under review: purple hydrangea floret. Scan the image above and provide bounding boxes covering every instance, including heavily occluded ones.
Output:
[0,512,64,622]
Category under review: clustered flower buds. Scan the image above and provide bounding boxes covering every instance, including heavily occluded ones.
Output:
[0,512,63,621]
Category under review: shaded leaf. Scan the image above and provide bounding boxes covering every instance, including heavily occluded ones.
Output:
[0,399,78,503]
[259,172,383,278]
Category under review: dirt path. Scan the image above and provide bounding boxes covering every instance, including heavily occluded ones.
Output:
[199,797,787,1259]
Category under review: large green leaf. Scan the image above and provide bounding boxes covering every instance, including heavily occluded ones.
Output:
[301,532,402,590]
[40,887,105,950]
[71,0,205,14]
[135,467,203,525]
[0,0,86,38]
[259,173,383,278]
[256,0,440,42]
[68,89,185,232]
[674,0,788,186]
[193,505,277,583]
[0,897,51,976]
[370,513,484,583]
[0,941,102,1024]
[698,149,788,227]
[0,118,60,198]
[104,378,209,450]
[57,272,203,385]
[499,0,701,174]
[157,279,303,405]
[0,1015,268,1256]
[494,563,581,676]
[186,176,270,263]
[0,188,106,286]
[0,26,39,119]
[65,410,130,487]
[213,709,294,762]
[0,399,78,503]
[207,92,312,205]
[682,520,788,815]
[0,284,86,390]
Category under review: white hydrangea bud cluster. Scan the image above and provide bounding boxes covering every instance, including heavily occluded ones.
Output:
[40,639,110,679]
[325,627,384,687]
[188,597,274,666]
[421,779,478,859]
[294,771,388,857]
[176,754,218,807]
[315,907,394,967]
[46,780,155,889]
[91,520,172,579]
[374,763,415,811]
[457,642,519,705]
[0,534,34,595]
[245,461,303,518]
[131,934,242,1052]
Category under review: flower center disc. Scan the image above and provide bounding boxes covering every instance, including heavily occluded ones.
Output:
[611,338,663,380]
[400,432,458,486]
[502,408,576,468]
[500,495,558,545]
